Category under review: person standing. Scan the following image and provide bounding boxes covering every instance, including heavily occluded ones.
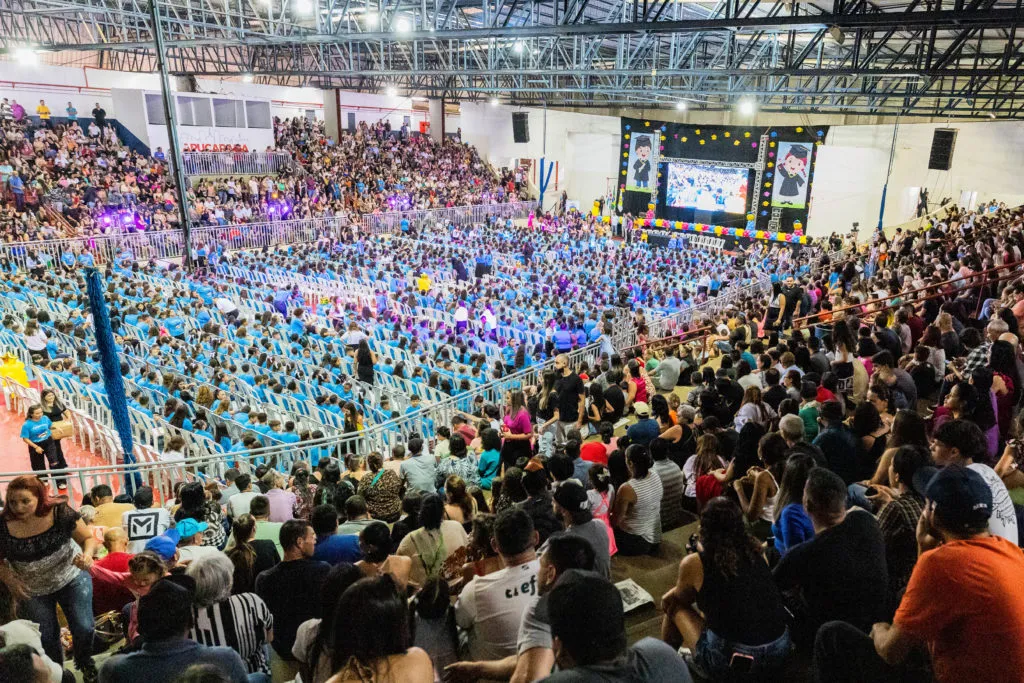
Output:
[553,354,585,448]
[65,101,77,122]
[20,404,66,491]
[39,391,70,489]
[0,477,99,681]
[35,100,51,128]
[91,102,106,128]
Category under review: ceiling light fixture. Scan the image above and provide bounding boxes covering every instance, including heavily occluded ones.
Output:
[294,0,313,15]
[676,101,687,111]
[490,97,500,106]
[395,16,412,33]
[513,41,524,54]
[738,98,756,116]
[241,73,254,83]
[14,47,39,65]
[385,86,397,97]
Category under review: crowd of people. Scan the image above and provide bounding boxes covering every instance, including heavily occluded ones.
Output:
[3,93,1024,683]
[0,103,514,244]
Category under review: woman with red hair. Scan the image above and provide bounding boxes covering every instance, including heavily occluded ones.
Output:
[0,476,99,682]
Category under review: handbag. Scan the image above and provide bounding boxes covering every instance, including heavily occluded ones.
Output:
[50,420,73,440]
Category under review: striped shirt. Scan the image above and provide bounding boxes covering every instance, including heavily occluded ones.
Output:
[190,593,274,674]
[652,459,686,532]
[619,472,664,544]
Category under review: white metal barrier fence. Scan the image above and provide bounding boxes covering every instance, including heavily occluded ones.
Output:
[361,201,538,234]
[0,339,603,497]
[181,152,294,176]
[0,217,350,269]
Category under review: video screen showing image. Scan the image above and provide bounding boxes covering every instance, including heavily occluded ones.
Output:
[666,162,749,214]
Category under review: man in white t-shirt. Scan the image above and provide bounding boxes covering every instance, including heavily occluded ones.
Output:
[227,474,259,518]
[121,486,173,554]
[930,420,1018,545]
[456,508,540,661]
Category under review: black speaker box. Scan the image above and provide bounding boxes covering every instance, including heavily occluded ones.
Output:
[928,128,957,171]
[512,112,529,143]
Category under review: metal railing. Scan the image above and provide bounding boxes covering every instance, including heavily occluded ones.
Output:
[0,336,603,496]
[0,216,349,268]
[361,201,538,234]
[181,151,294,176]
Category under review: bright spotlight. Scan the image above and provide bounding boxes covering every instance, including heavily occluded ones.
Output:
[490,97,499,107]
[738,99,756,115]
[241,73,254,83]
[395,16,412,33]
[295,0,313,15]
[513,42,524,54]
[675,101,687,111]
[365,11,378,27]
[14,47,39,65]
[385,86,398,97]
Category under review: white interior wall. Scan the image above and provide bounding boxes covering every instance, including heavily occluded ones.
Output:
[0,61,323,123]
[335,91,427,132]
[808,121,1024,237]
[459,102,620,207]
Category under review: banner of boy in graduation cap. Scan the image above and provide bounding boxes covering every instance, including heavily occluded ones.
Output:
[625,133,658,193]
[771,142,812,210]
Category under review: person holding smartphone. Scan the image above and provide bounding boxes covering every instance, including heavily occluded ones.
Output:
[661,498,792,678]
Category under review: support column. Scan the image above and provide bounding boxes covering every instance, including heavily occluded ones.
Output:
[322,89,340,141]
[149,0,193,271]
[429,98,445,142]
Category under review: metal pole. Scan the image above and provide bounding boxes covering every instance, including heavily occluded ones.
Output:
[149,0,194,271]
[877,114,900,233]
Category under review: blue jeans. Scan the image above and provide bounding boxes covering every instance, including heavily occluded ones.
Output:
[694,626,792,680]
[20,569,95,669]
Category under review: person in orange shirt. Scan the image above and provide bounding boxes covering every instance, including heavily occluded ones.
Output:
[813,465,1024,683]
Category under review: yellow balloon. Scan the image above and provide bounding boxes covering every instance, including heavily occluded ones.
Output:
[699,140,705,145]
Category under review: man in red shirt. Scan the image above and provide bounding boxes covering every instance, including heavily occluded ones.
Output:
[95,527,133,572]
[813,465,1024,682]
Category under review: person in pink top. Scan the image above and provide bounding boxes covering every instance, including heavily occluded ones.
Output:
[262,471,297,523]
[499,390,532,473]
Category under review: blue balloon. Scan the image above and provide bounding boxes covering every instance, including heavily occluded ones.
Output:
[761,210,768,216]
[766,172,773,178]
[817,130,824,136]
[770,131,777,138]
[625,125,631,130]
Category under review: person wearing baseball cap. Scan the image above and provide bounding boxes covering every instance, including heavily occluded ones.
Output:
[175,518,220,563]
[551,481,610,578]
[99,575,250,683]
[625,401,659,447]
[815,465,1024,683]
[144,528,181,564]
